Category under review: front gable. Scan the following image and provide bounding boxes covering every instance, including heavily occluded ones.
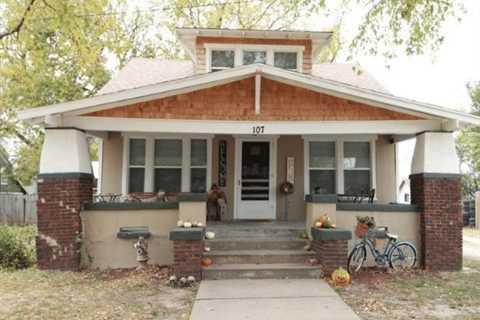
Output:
[85,77,422,121]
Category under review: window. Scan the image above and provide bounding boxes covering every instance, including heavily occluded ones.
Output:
[344,142,371,194]
[154,139,182,193]
[125,137,211,194]
[190,139,207,193]
[211,50,234,71]
[243,50,266,65]
[309,142,336,194]
[274,52,297,70]
[128,139,146,192]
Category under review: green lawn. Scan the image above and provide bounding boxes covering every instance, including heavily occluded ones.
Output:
[337,259,480,320]
[0,266,196,320]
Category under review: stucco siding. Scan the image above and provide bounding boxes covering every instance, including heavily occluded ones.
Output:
[100,132,123,194]
[276,135,305,221]
[80,209,178,269]
[375,136,397,203]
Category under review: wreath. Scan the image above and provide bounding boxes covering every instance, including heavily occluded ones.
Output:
[280,181,294,194]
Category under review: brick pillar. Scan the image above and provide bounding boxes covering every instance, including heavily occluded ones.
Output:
[410,174,462,271]
[312,239,349,276]
[170,228,204,279]
[410,132,462,271]
[310,228,352,276]
[37,173,93,270]
[36,128,92,271]
[172,240,204,279]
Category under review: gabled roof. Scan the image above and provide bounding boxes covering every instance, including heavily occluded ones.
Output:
[18,63,480,126]
[97,58,388,95]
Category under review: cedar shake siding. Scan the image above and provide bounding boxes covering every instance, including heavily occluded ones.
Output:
[86,78,423,121]
[195,36,313,74]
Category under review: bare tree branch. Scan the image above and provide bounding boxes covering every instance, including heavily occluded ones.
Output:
[0,0,37,40]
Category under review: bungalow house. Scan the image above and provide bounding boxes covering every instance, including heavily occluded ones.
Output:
[19,28,480,276]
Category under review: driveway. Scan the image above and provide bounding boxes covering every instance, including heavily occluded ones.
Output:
[190,279,360,320]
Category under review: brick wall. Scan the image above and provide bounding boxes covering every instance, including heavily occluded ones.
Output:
[195,36,312,74]
[311,239,349,276]
[86,78,421,121]
[37,173,93,270]
[410,173,462,271]
[172,240,204,279]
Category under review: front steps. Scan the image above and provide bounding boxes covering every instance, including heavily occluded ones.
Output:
[203,222,322,280]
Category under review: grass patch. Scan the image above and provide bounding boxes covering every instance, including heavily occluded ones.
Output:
[337,260,480,320]
[0,266,196,320]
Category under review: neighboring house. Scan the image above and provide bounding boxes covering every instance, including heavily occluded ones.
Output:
[398,177,411,204]
[19,28,480,274]
[0,144,26,194]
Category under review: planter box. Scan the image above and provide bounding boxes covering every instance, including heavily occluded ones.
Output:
[169,227,205,241]
[311,228,352,241]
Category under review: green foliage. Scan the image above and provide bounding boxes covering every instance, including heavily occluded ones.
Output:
[348,0,463,61]
[0,225,37,270]
[456,82,480,199]
[0,0,161,185]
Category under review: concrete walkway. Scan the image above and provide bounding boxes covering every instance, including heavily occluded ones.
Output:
[190,279,361,320]
[464,236,480,260]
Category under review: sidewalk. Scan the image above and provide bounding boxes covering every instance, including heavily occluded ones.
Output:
[190,279,361,320]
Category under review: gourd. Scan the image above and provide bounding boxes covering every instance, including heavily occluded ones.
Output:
[331,267,351,287]
[201,257,213,267]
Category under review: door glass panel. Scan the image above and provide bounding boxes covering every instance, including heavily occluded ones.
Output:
[241,142,270,201]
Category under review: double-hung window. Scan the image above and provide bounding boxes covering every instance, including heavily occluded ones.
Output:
[128,139,146,193]
[154,139,182,193]
[308,141,336,194]
[211,50,235,72]
[125,136,210,194]
[343,142,371,194]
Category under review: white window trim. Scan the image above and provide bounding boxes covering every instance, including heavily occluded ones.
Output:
[205,43,304,73]
[303,135,377,196]
[122,133,212,194]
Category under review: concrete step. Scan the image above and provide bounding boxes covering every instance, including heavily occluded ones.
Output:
[206,239,307,251]
[206,228,305,240]
[205,249,314,264]
[203,263,322,280]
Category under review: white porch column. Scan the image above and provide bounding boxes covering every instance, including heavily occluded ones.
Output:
[411,131,459,175]
[40,128,92,175]
[410,131,462,271]
[37,128,93,270]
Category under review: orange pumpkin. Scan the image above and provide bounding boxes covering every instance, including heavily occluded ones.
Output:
[319,214,330,225]
[201,257,213,267]
[331,267,351,287]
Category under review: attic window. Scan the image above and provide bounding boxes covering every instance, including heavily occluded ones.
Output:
[243,51,266,65]
[211,50,234,71]
[274,52,298,71]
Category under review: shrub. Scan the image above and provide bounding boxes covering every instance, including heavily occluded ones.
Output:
[0,225,37,270]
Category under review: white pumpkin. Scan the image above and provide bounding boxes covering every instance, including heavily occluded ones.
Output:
[204,246,211,252]
[177,220,184,227]
[183,222,192,228]
[197,222,204,228]
[187,275,196,282]
[205,231,215,240]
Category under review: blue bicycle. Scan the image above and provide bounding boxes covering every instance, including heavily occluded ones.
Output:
[347,226,417,273]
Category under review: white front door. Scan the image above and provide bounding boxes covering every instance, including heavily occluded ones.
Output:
[235,137,276,220]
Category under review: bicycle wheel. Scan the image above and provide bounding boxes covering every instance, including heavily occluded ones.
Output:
[388,242,417,270]
[347,245,366,273]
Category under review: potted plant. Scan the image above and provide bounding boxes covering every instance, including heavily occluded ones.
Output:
[355,216,375,238]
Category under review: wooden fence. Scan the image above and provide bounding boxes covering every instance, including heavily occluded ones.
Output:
[0,194,37,225]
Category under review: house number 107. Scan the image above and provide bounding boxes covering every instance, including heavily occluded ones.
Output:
[252,126,265,135]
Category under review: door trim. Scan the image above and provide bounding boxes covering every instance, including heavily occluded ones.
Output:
[234,135,278,220]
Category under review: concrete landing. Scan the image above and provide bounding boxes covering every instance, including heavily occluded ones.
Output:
[190,279,361,320]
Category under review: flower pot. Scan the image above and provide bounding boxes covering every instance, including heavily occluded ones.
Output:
[355,223,369,238]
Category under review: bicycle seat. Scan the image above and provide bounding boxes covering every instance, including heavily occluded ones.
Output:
[386,232,398,240]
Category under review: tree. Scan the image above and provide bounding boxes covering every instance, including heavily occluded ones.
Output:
[456,82,480,199]
[1,0,463,185]
[0,0,160,184]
